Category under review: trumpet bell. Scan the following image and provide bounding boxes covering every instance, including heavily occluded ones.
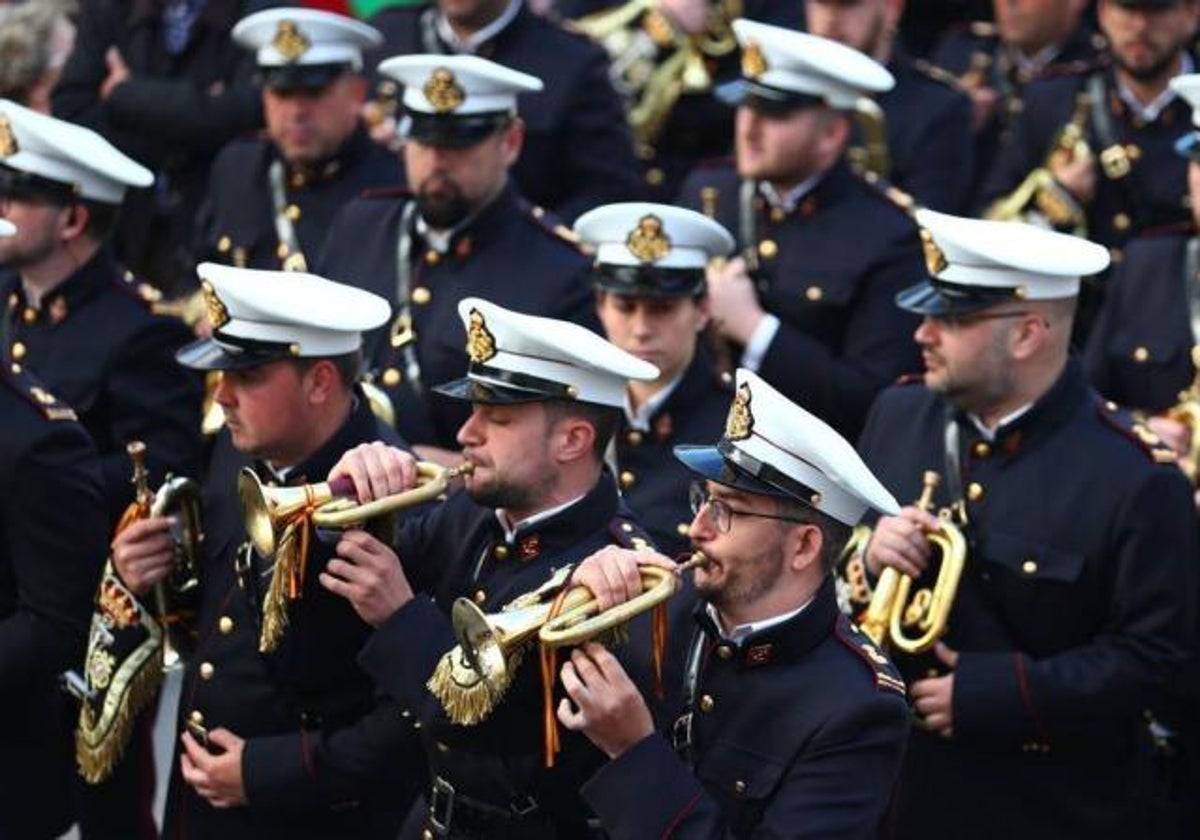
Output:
[237,469,337,559]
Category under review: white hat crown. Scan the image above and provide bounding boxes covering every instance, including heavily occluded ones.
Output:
[574,202,735,270]
[379,54,543,116]
[233,8,382,69]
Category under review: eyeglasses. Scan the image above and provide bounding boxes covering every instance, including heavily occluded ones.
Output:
[688,481,810,534]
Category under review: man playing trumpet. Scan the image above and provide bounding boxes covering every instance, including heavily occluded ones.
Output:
[111,263,422,839]
[321,297,669,837]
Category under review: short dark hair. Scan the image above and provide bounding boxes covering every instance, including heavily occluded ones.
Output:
[80,200,121,241]
[542,398,620,461]
[290,350,361,389]
[775,497,851,575]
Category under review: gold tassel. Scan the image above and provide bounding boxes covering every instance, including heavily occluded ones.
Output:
[259,518,310,653]
[428,644,524,725]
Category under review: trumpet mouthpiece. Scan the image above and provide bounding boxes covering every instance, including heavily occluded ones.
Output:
[676,551,709,574]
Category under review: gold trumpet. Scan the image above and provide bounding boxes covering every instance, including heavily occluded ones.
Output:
[127,442,204,670]
[237,460,473,561]
[1165,346,1200,482]
[857,471,967,655]
[430,552,707,727]
[848,97,891,180]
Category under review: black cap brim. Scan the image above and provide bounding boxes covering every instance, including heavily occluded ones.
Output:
[401,111,512,149]
[175,337,294,371]
[673,444,790,498]
[593,266,706,298]
[431,376,550,405]
[895,278,1022,317]
[715,80,825,115]
[261,63,352,92]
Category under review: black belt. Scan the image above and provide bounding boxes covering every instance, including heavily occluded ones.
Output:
[426,776,540,837]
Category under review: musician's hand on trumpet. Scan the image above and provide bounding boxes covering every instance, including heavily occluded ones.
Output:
[571,546,679,612]
[909,641,959,739]
[111,516,179,597]
[328,440,421,503]
[863,506,941,581]
[321,531,414,629]
[557,642,655,760]
[1048,145,1096,207]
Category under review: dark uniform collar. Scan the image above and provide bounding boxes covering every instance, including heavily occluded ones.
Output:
[692,576,840,668]
[952,356,1089,459]
[411,181,520,262]
[640,349,725,436]
[279,123,374,188]
[254,387,381,487]
[489,469,622,561]
[754,158,855,222]
[4,246,121,327]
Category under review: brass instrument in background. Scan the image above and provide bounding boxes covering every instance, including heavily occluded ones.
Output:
[986,91,1091,234]
[128,442,204,670]
[848,97,891,181]
[1165,345,1200,482]
[575,0,741,149]
[857,471,967,655]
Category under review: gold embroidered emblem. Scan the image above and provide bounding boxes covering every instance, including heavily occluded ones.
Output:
[626,214,672,263]
[724,383,754,441]
[0,115,17,158]
[919,228,948,275]
[201,281,230,330]
[423,68,466,114]
[87,649,117,691]
[272,20,311,63]
[742,40,768,79]
[49,296,68,324]
[466,308,497,363]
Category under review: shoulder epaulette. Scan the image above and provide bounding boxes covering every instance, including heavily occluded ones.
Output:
[521,202,588,253]
[854,168,918,216]
[608,516,657,552]
[911,58,968,93]
[1095,399,1181,465]
[112,269,162,310]
[1044,56,1108,81]
[359,185,412,201]
[2,365,77,421]
[835,619,906,696]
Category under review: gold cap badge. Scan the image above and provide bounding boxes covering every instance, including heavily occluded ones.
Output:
[466,308,497,363]
[424,68,466,114]
[272,20,311,63]
[201,281,230,330]
[742,41,768,80]
[919,228,948,276]
[626,214,672,263]
[725,383,754,441]
[0,115,18,158]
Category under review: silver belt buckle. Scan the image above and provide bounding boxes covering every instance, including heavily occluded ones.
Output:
[671,712,693,752]
[428,776,455,835]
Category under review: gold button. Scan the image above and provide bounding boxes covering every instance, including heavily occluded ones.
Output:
[716,645,733,660]
[645,167,664,186]
[216,235,232,253]
[276,242,290,259]
[1110,248,1124,264]
[757,239,778,259]
[698,694,714,713]
[1113,212,1131,231]
[1133,346,1150,363]
[1021,560,1038,575]
[10,341,25,361]
[493,545,509,560]
[804,285,823,302]
[189,710,204,725]
[620,470,636,489]
[769,207,785,222]
[285,204,301,221]
[411,287,432,305]
[733,780,747,795]
[199,662,215,680]
[436,741,450,753]
[621,522,633,533]
[7,293,16,309]
[473,589,487,605]
[10,362,20,374]
[1126,144,1142,161]
[22,307,36,324]
[973,442,990,458]
[218,616,234,634]
[423,830,434,840]
[676,522,690,536]
[626,430,643,446]
[381,368,402,387]
[967,482,984,502]
[423,250,440,265]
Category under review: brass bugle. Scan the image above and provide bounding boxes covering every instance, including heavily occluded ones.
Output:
[238,460,474,560]
[1164,345,1200,483]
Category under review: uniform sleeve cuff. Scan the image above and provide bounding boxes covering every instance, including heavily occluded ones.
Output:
[582,734,706,839]
[739,314,780,373]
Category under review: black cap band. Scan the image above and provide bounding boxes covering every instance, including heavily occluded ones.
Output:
[592,265,706,298]
[401,110,513,149]
[0,164,80,205]
[261,62,354,92]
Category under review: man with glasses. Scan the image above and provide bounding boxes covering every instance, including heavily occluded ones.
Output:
[853,209,1198,838]
[318,54,597,452]
[548,367,910,837]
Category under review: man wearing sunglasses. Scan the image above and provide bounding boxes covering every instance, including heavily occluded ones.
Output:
[853,209,1198,838]
[550,367,911,837]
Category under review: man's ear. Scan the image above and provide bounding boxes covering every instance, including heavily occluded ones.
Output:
[784,521,824,574]
[499,118,525,167]
[303,359,339,406]
[550,415,597,465]
[61,203,89,241]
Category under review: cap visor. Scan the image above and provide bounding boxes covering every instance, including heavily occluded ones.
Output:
[895,279,1004,317]
[673,444,790,498]
[593,266,705,298]
[431,375,550,405]
[715,80,822,114]
[262,63,348,92]
[175,338,291,371]
[401,112,508,149]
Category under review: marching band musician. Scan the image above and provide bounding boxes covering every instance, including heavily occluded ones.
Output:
[0,99,203,525]
[317,55,598,452]
[320,298,665,838]
[576,201,737,556]
[110,264,422,839]
[556,368,911,837]
[855,210,1198,838]
[679,20,925,440]
[196,8,402,273]
[0,220,109,840]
